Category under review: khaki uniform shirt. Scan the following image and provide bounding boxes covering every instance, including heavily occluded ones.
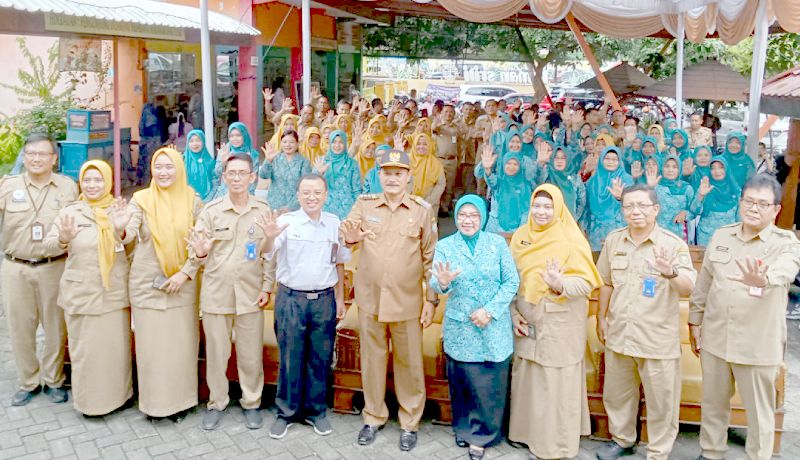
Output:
[346,193,437,322]
[689,126,713,148]
[457,118,479,165]
[0,173,78,259]
[43,202,131,316]
[432,122,460,160]
[194,195,276,316]
[689,223,800,366]
[123,195,204,310]
[475,114,497,145]
[597,225,698,360]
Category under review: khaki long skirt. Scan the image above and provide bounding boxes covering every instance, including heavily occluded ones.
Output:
[132,304,199,417]
[508,356,590,459]
[65,308,133,416]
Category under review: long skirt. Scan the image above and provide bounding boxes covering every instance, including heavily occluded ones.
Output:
[65,308,133,416]
[508,356,590,459]
[446,355,510,448]
[132,304,199,417]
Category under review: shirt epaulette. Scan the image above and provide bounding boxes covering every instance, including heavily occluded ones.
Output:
[253,196,269,206]
[410,195,431,210]
[204,197,225,208]
[359,194,380,200]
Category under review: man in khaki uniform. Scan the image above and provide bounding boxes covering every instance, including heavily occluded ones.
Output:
[341,149,438,452]
[595,183,697,460]
[689,174,800,460]
[0,133,78,406]
[475,99,499,146]
[432,105,462,213]
[688,113,714,149]
[457,103,480,196]
[187,153,275,431]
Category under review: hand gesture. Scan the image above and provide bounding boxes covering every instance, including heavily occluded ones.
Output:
[185,227,212,258]
[261,142,279,163]
[646,246,677,276]
[669,146,677,156]
[421,301,435,329]
[481,144,497,170]
[359,99,370,114]
[393,131,406,150]
[428,261,462,289]
[726,256,769,288]
[390,100,401,113]
[631,161,643,180]
[167,143,178,151]
[309,85,321,100]
[256,210,290,239]
[324,110,335,126]
[160,272,189,294]
[513,98,523,110]
[491,116,503,133]
[111,196,132,233]
[262,88,274,106]
[352,119,365,140]
[645,168,661,188]
[339,219,370,244]
[55,214,83,244]
[682,158,695,176]
[512,313,529,337]
[281,98,295,114]
[314,157,330,175]
[397,110,410,127]
[469,308,492,328]
[537,112,547,126]
[689,325,701,357]
[538,256,565,293]
[607,178,624,200]
[698,176,714,198]
[217,144,231,163]
[537,145,552,165]
[585,153,599,175]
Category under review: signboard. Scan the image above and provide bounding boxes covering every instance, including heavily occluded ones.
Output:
[311,37,337,51]
[426,84,460,102]
[45,13,185,41]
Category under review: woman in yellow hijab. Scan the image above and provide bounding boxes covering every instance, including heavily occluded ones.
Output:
[269,114,300,151]
[299,126,324,164]
[354,139,377,178]
[409,132,446,215]
[507,184,602,460]
[334,114,353,136]
[363,115,388,144]
[43,159,133,417]
[648,123,668,153]
[320,124,334,153]
[120,147,203,421]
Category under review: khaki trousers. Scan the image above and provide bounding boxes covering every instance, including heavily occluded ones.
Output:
[699,349,778,460]
[203,311,264,410]
[603,350,681,460]
[358,309,425,431]
[1,259,67,391]
[436,156,459,211]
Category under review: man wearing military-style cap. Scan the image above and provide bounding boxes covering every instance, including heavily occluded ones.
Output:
[340,149,438,452]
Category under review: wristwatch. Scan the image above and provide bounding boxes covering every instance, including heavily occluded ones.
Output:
[661,266,679,279]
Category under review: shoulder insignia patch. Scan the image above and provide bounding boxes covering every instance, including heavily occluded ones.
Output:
[410,195,431,210]
[792,244,800,257]
[678,251,691,266]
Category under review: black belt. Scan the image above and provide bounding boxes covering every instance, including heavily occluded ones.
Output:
[5,253,68,266]
[279,283,334,300]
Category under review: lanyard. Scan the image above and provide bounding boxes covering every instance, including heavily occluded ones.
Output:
[25,182,52,223]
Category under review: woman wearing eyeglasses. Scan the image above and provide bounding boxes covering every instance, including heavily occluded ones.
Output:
[259,130,311,213]
[429,195,520,460]
[691,157,741,247]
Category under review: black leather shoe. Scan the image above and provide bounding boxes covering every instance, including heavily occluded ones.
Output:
[201,409,225,430]
[596,442,635,460]
[243,409,263,429]
[468,446,485,460]
[455,438,468,448]
[44,386,68,404]
[399,430,418,451]
[12,387,40,406]
[358,425,379,446]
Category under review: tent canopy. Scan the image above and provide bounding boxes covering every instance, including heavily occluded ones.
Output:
[755,65,800,118]
[638,59,750,102]
[578,62,656,94]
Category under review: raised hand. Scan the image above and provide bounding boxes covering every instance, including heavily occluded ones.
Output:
[481,144,497,170]
[393,131,406,150]
[55,214,83,244]
[513,98,523,110]
[491,116,503,133]
[314,157,331,175]
[645,168,661,188]
[352,119,365,139]
[537,144,552,165]
[339,219,371,244]
[185,227,212,258]
[256,210,290,239]
[217,144,231,163]
[261,142,278,164]
[682,158,695,176]
[698,176,714,198]
[262,88,274,105]
[324,110,335,125]
[111,196,132,233]
[645,246,676,276]
[359,99,370,114]
[397,110,410,127]
[585,153,599,175]
[309,85,321,100]
[607,177,624,200]
[281,97,295,114]
[726,256,769,287]
[631,161,643,180]
[390,100,401,113]
[538,256,565,293]
[428,260,462,289]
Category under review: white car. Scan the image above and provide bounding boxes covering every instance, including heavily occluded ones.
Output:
[457,85,518,105]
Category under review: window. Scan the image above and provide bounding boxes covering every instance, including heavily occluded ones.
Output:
[146,52,196,97]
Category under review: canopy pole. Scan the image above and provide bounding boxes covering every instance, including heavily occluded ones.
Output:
[565,13,621,112]
[676,13,685,128]
[113,38,121,196]
[747,0,769,159]
[302,0,311,104]
[200,0,215,148]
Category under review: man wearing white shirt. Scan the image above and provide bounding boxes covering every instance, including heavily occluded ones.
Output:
[261,173,351,439]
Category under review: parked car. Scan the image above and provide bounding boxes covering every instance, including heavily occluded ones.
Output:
[457,85,518,105]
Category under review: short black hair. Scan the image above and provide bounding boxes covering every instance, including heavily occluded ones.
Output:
[24,133,57,154]
[742,173,783,205]
[297,173,328,191]
[621,182,659,206]
[372,98,383,108]
[225,153,254,172]
[586,108,599,116]
[690,112,703,119]
[626,116,640,125]
[281,130,299,142]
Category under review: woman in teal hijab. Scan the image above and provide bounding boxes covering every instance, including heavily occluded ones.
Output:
[586,146,633,252]
[690,156,741,246]
[631,136,661,183]
[362,144,392,194]
[669,129,692,161]
[654,154,695,239]
[721,132,754,187]
[485,133,534,233]
[212,122,260,199]
[312,130,362,220]
[684,145,713,191]
[544,145,586,225]
[183,130,216,202]
[520,125,536,159]
[623,133,644,175]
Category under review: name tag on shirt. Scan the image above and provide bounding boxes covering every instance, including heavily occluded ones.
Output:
[366,216,381,223]
[642,277,656,297]
[330,242,339,264]
[715,246,729,252]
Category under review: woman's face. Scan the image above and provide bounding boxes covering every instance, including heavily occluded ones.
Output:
[596,139,607,149]
[597,127,609,136]
[668,121,677,130]
[696,148,712,167]
[554,150,568,172]
[602,152,620,172]
[498,118,507,131]
[643,142,656,155]
[649,127,661,141]
[509,136,522,153]
[416,137,430,156]
[625,118,637,129]
[229,129,244,148]
[322,127,332,139]
[633,138,643,150]
[285,119,297,131]
[531,195,554,227]
[153,153,177,189]
[727,137,742,154]
[188,134,203,153]
[280,135,298,154]
[338,118,349,132]
[663,158,679,180]
[612,111,624,125]
[523,128,535,143]
[81,168,105,200]
[711,161,726,181]
[672,133,685,148]
[504,158,520,176]
[369,123,381,138]
[308,133,321,148]
[456,203,481,236]
[585,139,595,155]
[418,120,429,132]
[363,143,376,159]
[580,124,591,137]
[331,136,345,154]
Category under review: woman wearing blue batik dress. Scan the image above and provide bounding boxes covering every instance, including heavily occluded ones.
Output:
[259,130,311,212]
[691,156,741,246]
[312,130,361,220]
[212,122,260,199]
[429,195,519,460]
[585,146,633,254]
[683,145,713,191]
[653,155,695,239]
[721,132,755,187]
[542,145,586,226]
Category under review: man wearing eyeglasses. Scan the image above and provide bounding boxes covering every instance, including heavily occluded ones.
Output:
[0,133,78,407]
[186,153,275,431]
[595,182,697,460]
[689,174,800,460]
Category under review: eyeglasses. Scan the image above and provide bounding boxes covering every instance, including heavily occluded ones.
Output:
[456,212,481,222]
[23,151,54,159]
[621,203,655,213]
[224,171,252,179]
[740,198,775,211]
